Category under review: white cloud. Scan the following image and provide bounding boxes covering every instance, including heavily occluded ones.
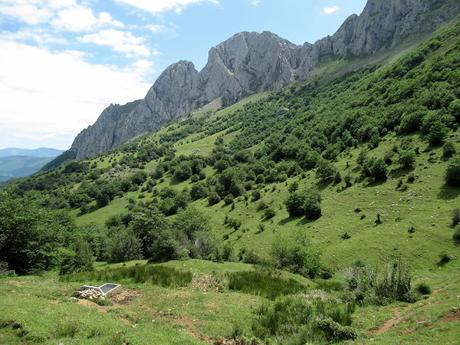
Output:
[0,28,68,45]
[0,40,153,149]
[323,5,340,15]
[146,24,169,33]
[0,0,124,32]
[115,0,219,15]
[80,29,155,57]
[0,0,52,25]
[249,0,261,7]
[52,6,124,32]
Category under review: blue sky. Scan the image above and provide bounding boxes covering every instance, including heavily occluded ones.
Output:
[0,0,367,149]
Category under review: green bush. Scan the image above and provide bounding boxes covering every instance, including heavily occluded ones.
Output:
[453,226,460,245]
[227,268,306,299]
[107,229,142,263]
[304,188,322,220]
[252,294,355,344]
[271,236,321,278]
[59,239,94,275]
[224,194,234,205]
[398,150,416,169]
[416,283,432,295]
[208,192,221,206]
[445,156,460,187]
[443,142,457,159]
[263,207,276,220]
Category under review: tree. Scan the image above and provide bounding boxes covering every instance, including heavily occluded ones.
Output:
[271,236,321,278]
[174,206,210,240]
[369,158,388,181]
[427,121,448,146]
[107,229,142,263]
[445,156,460,187]
[443,142,456,159]
[173,161,193,181]
[190,183,208,200]
[398,150,416,169]
[316,160,338,184]
[285,191,306,217]
[0,193,76,274]
[59,239,93,275]
[208,192,221,206]
[304,188,322,220]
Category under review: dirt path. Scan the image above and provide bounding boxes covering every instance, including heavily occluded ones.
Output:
[373,308,403,335]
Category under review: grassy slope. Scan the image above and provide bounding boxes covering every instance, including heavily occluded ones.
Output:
[2,18,460,345]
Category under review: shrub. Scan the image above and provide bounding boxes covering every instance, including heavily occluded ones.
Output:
[452,208,460,227]
[453,227,460,245]
[251,190,261,201]
[416,283,432,295]
[263,208,276,220]
[107,229,142,263]
[427,121,448,146]
[224,194,234,205]
[271,236,321,278]
[228,269,306,299]
[252,294,355,344]
[285,191,305,217]
[316,160,338,184]
[190,183,208,200]
[304,188,322,220]
[208,192,221,206]
[443,142,456,159]
[445,156,460,187]
[398,150,416,169]
[59,239,94,275]
[370,158,388,181]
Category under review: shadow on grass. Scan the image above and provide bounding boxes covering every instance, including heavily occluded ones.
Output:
[438,185,460,200]
[389,166,415,179]
[365,179,387,188]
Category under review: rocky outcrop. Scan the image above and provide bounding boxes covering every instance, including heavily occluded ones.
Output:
[68,0,460,160]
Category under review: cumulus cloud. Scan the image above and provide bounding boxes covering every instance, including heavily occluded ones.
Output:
[0,40,153,149]
[52,6,124,32]
[0,0,123,32]
[79,29,156,57]
[115,0,219,15]
[323,5,340,15]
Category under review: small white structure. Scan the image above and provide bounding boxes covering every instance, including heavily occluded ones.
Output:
[78,283,121,299]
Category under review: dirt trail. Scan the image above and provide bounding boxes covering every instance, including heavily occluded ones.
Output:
[373,308,403,335]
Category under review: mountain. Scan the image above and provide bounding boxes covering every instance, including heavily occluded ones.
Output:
[0,148,63,182]
[0,147,63,158]
[62,0,460,161]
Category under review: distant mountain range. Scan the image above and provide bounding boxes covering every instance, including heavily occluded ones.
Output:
[0,148,63,182]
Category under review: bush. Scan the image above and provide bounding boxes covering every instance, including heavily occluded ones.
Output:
[416,283,432,295]
[224,194,234,205]
[445,156,460,187]
[443,142,456,159]
[285,191,305,217]
[107,229,142,263]
[427,121,448,146]
[228,267,306,299]
[59,239,94,275]
[453,226,460,245]
[252,294,355,344]
[208,192,221,206]
[316,160,338,184]
[190,183,208,200]
[398,150,416,169]
[304,188,322,220]
[452,208,460,227]
[271,236,321,278]
[263,208,276,220]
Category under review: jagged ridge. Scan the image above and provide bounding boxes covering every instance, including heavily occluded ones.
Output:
[67,0,460,160]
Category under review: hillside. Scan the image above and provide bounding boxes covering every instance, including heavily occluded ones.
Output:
[1,15,460,345]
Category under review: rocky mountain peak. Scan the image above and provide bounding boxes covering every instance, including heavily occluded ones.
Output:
[65,0,460,161]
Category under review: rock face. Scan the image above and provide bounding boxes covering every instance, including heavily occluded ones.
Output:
[69,0,460,160]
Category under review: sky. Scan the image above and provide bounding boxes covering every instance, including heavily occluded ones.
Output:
[0,0,367,150]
